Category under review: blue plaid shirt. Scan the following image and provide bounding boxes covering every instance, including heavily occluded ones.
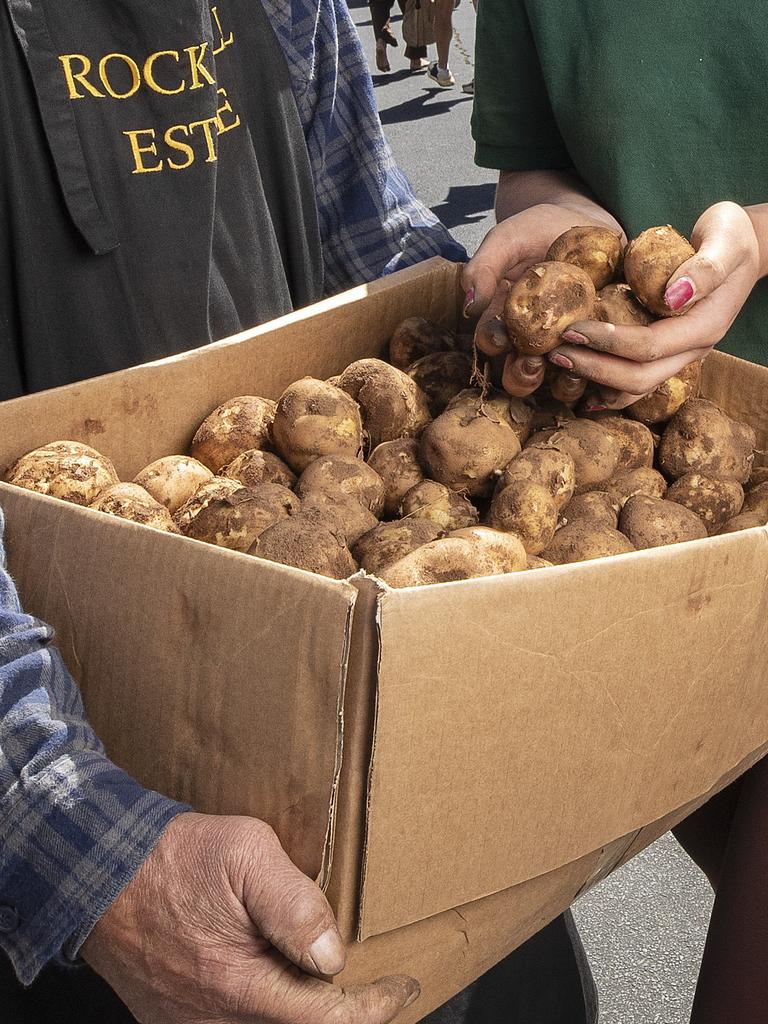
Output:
[263,0,466,287]
[0,0,464,985]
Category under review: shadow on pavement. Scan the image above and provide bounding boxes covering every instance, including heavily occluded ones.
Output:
[431,183,496,229]
[379,89,471,125]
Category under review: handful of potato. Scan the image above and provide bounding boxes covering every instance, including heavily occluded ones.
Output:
[5,223,765,586]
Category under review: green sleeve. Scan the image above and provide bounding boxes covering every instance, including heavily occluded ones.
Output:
[472,0,572,171]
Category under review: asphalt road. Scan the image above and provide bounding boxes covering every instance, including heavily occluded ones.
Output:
[349,3,715,1021]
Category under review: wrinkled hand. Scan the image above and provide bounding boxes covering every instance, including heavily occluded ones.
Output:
[548,201,761,409]
[462,203,623,397]
[82,812,419,1024]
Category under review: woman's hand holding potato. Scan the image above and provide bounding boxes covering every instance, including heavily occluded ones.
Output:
[550,202,762,409]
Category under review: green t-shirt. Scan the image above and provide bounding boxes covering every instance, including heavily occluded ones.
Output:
[472,0,768,366]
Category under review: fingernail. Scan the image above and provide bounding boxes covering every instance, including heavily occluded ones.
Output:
[549,353,574,370]
[309,928,346,976]
[562,330,589,345]
[664,277,694,311]
[462,288,476,317]
[585,403,607,412]
[521,358,541,375]
[404,984,421,1008]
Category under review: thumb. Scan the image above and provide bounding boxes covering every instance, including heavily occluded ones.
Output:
[664,202,756,312]
[242,822,346,978]
[462,220,527,315]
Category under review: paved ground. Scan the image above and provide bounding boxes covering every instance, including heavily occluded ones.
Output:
[349,3,715,1021]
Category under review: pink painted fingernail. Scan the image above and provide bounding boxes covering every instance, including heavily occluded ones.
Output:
[463,288,476,317]
[562,330,589,345]
[549,352,574,370]
[664,277,694,311]
[585,402,607,412]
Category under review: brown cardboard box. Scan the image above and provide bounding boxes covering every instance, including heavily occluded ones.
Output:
[1,258,767,1019]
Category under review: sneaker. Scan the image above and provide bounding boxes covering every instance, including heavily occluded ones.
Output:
[461,77,474,95]
[427,62,455,88]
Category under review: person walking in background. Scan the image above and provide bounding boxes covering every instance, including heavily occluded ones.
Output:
[427,0,457,87]
[370,0,428,72]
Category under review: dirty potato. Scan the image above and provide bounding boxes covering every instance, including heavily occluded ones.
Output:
[296,454,385,516]
[623,225,696,316]
[367,438,425,518]
[271,378,364,473]
[90,483,179,532]
[337,359,431,449]
[352,519,444,576]
[619,494,707,549]
[658,399,756,483]
[399,480,478,531]
[666,473,745,535]
[546,226,624,290]
[220,449,297,491]
[503,262,597,355]
[134,455,214,514]
[6,440,119,506]
[174,478,300,552]
[542,522,635,564]
[191,396,276,472]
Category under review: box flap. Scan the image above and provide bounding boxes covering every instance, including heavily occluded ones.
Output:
[359,528,768,937]
[0,484,356,883]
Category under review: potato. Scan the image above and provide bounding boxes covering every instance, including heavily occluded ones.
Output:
[296,454,385,516]
[399,480,478,531]
[559,491,619,530]
[742,481,768,522]
[250,508,356,579]
[545,226,623,290]
[352,519,444,576]
[658,399,756,483]
[191,396,276,472]
[596,283,654,326]
[547,420,621,494]
[626,361,701,426]
[542,522,635,564]
[271,378,364,473]
[719,513,766,534]
[496,445,576,511]
[406,352,474,417]
[619,494,707,549]
[220,449,297,491]
[502,262,596,355]
[380,527,526,588]
[6,440,119,506]
[420,389,522,498]
[597,416,655,473]
[623,225,696,317]
[608,467,668,509]
[174,478,300,551]
[89,483,179,532]
[487,480,558,554]
[337,359,431,449]
[299,492,378,545]
[134,455,214,514]
[666,473,745,535]
[389,317,459,370]
[526,555,553,570]
[367,438,425,518]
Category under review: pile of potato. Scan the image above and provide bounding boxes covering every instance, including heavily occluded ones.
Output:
[6,227,767,587]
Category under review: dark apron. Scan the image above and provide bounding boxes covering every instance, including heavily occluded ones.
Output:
[0,0,323,399]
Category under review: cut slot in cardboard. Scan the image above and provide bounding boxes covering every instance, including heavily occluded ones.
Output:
[1,259,767,1018]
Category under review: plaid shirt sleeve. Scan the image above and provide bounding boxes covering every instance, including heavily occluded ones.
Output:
[0,508,187,985]
[262,0,467,294]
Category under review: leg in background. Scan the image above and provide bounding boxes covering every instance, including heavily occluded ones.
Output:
[683,757,768,1023]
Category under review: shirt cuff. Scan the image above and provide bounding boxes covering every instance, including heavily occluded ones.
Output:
[0,750,188,985]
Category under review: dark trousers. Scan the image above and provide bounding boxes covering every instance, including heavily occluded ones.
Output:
[673,755,768,1023]
[368,0,427,60]
[0,911,595,1023]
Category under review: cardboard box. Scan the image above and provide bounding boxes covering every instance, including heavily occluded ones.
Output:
[1,259,767,1018]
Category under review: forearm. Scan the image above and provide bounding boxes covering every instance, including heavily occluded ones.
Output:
[495,169,624,235]
[745,204,768,279]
